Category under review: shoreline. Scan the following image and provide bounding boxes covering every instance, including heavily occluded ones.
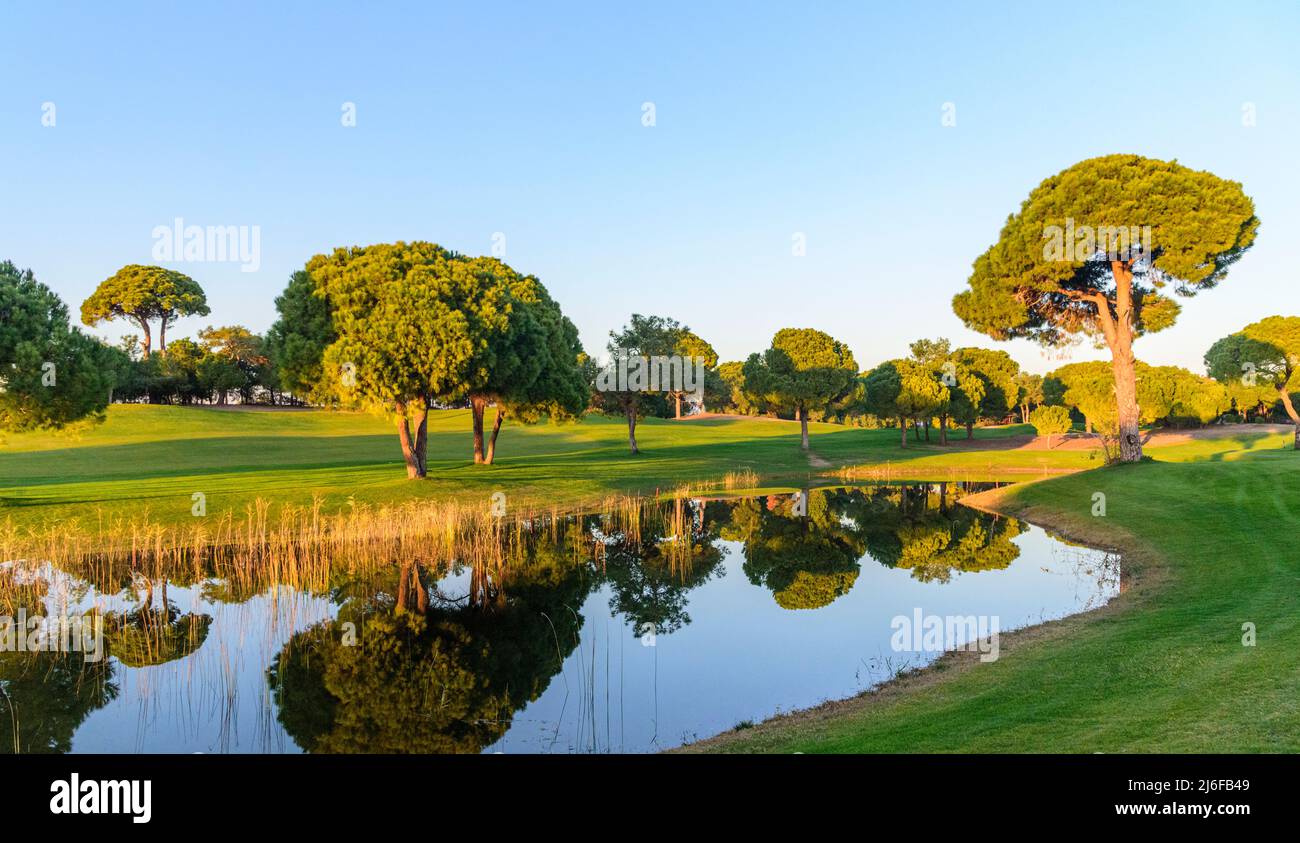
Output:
[671,477,1166,754]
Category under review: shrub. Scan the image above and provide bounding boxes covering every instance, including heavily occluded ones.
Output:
[1029,405,1073,448]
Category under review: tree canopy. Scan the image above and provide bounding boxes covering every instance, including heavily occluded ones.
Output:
[1205,316,1300,448]
[861,341,1019,444]
[595,314,688,454]
[309,242,489,477]
[953,154,1258,462]
[861,359,948,446]
[667,329,718,418]
[302,242,586,475]
[1029,405,1073,446]
[905,338,961,444]
[1139,364,1229,426]
[198,325,269,403]
[1043,361,1120,433]
[952,347,1020,436]
[459,257,588,464]
[265,269,337,403]
[707,360,768,416]
[742,328,857,450]
[1013,371,1045,423]
[81,264,209,356]
[1046,360,1229,437]
[1,260,116,432]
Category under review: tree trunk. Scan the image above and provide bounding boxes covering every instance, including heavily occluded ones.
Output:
[414,563,429,614]
[625,407,639,454]
[966,420,974,440]
[484,407,505,464]
[1103,261,1144,463]
[923,419,930,441]
[471,396,487,463]
[396,560,410,612]
[394,400,425,479]
[899,417,908,447]
[798,406,809,450]
[938,414,948,445]
[1110,351,1142,463]
[397,561,429,615]
[159,315,168,353]
[674,393,682,419]
[135,317,152,358]
[412,400,428,475]
[1278,386,1300,450]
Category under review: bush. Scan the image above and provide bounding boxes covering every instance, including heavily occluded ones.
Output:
[1029,405,1073,446]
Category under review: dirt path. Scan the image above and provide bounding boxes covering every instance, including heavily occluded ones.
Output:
[968,423,1291,451]
[679,414,1290,452]
[172,404,318,412]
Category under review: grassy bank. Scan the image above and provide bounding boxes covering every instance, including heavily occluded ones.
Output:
[685,445,1300,752]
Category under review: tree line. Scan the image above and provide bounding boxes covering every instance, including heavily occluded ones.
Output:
[2,154,1297,464]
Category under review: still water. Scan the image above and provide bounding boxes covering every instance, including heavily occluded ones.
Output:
[1,484,1118,753]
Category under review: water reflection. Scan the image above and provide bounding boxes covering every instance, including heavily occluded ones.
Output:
[0,484,1120,754]
[0,567,118,753]
[857,485,1025,582]
[602,496,727,635]
[102,576,212,668]
[270,557,594,753]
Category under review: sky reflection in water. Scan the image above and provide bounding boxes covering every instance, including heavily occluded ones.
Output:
[0,484,1119,754]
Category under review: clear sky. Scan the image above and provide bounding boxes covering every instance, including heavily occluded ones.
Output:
[2,0,1297,374]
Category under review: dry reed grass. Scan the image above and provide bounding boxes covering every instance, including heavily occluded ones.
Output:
[0,491,703,602]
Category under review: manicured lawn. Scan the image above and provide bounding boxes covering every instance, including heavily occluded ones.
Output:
[685,446,1300,752]
[0,404,1287,535]
[1,404,1101,532]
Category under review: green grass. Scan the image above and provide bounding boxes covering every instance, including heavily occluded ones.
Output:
[0,404,1286,533]
[688,446,1300,753]
[0,404,1092,530]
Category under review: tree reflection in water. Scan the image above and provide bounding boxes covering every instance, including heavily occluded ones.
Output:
[0,568,117,754]
[602,496,727,636]
[270,551,598,753]
[724,490,867,609]
[101,575,212,668]
[854,484,1026,583]
[268,484,1019,752]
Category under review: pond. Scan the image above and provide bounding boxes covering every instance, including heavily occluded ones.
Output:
[0,484,1119,754]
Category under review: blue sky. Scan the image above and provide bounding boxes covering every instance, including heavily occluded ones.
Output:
[2,0,1297,374]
